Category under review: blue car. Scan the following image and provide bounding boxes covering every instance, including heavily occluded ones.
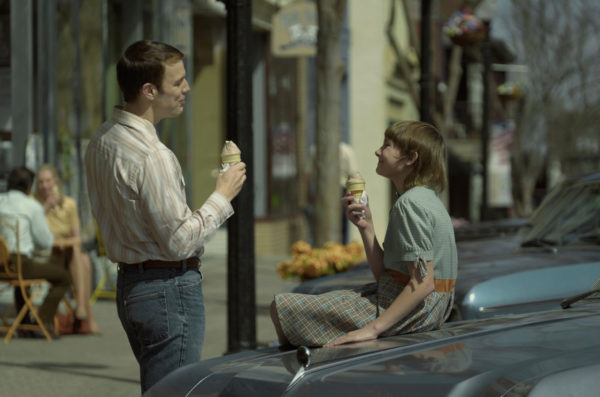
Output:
[145,284,600,396]
[294,172,600,321]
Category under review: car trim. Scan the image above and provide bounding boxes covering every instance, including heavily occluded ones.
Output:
[186,373,215,397]
[475,297,561,313]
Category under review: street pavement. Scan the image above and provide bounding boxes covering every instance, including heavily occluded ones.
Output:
[0,228,297,397]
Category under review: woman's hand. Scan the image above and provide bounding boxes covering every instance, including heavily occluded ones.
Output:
[325,326,379,347]
[44,195,60,212]
[53,237,80,250]
[53,240,65,251]
[341,192,372,230]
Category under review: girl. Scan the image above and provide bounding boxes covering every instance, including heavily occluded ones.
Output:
[271,121,457,346]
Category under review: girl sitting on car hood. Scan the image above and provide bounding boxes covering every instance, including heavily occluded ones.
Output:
[270,120,458,347]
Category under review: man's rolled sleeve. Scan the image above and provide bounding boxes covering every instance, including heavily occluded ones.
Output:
[201,192,234,224]
[140,149,235,259]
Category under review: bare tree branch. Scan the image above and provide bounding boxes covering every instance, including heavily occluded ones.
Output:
[386,0,420,107]
[500,0,600,214]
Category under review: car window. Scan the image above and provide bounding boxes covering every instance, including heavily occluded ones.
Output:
[523,181,600,245]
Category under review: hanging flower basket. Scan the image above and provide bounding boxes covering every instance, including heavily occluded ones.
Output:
[497,82,524,101]
[450,30,486,46]
[444,9,487,47]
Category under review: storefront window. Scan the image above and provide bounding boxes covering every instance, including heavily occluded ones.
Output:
[267,56,298,218]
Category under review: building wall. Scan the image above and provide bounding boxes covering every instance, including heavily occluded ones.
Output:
[190,15,226,209]
[347,0,390,243]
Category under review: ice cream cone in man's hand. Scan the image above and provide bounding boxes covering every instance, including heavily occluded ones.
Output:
[220,140,241,172]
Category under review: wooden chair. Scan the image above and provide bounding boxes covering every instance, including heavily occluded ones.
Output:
[0,216,53,342]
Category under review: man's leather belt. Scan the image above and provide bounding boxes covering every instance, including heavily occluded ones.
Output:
[119,257,200,271]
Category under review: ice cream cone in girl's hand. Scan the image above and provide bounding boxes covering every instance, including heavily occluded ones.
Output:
[346,172,366,201]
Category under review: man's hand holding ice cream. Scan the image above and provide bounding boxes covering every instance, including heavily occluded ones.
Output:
[216,140,246,201]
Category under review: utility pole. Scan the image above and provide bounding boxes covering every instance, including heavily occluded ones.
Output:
[221,0,257,353]
[480,20,491,221]
[419,0,433,123]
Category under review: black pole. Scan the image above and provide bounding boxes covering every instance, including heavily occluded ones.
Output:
[221,0,256,353]
[480,20,491,221]
[419,0,432,123]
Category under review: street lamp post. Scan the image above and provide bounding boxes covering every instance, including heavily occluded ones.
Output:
[221,0,257,354]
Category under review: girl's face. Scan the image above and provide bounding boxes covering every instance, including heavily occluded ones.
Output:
[37,170,56,199]
[375,138,408,179]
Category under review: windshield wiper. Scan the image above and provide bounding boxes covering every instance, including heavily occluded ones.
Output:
[561,279,600,309]
[521,238,559,248]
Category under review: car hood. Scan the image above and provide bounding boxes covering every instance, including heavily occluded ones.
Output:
[455,246,600,297]
[453,218,528,242]
[294,245,600,300]
[146,300,600,397]
[455,234,522,259]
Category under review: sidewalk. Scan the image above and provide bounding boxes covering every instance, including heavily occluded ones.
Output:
[0,229,297,397]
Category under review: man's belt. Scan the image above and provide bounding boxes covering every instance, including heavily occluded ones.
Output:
[119,257,200,271]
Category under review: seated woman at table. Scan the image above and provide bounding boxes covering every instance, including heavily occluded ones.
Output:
[34,164,100,334]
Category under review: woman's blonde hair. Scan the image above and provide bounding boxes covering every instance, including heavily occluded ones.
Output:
[33,163,64,205]
[384,120,447,193]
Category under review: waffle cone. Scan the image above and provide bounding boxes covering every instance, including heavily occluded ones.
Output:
[346,182,365,197]
[221,140,241,164]
[351,190,364,200]
[221,153,241,163]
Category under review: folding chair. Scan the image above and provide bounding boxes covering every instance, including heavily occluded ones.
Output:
[90,257,117,304]
[90,221,116,305]
[0,216,53,342]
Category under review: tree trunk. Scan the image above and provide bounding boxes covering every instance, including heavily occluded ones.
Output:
[314,0,346,246]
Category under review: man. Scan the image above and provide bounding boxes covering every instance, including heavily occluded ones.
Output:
[0,167,71,335]
[85,40,246,392]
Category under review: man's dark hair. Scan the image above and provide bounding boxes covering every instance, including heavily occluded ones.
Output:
[7,167,35,193]
[116,40,184,103]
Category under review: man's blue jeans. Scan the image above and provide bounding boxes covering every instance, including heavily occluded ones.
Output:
[116,265,205,393]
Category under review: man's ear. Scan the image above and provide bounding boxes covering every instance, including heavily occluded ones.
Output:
[406,151,419,165]
[141,83,156,100]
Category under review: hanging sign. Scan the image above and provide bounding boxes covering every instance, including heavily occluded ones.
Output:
[271,2,317,57]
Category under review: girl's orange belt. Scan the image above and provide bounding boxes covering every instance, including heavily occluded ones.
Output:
[386,268,456,292]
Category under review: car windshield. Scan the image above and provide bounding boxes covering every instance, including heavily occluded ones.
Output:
[522,180,600,246]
